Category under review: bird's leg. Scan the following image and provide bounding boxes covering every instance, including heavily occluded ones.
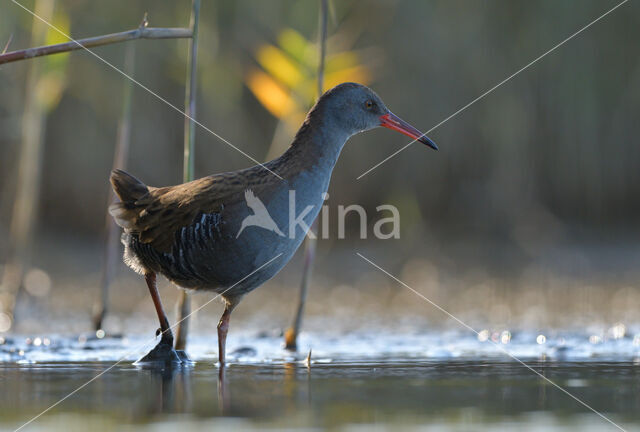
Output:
[136,272,181,365]
[145,272,173,346]
[217,301,237,366]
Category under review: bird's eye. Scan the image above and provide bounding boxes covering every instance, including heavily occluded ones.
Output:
[365,100,374,109]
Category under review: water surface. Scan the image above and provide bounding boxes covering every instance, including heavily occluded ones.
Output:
[1,332,639,431]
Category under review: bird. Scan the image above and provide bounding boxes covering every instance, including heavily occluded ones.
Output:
[109,82,437,366]
[235,189,285,238]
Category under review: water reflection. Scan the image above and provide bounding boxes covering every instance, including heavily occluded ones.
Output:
[1,360,639,430]
[218,366,228,414]
[132,360,314,419]
[136,364,193,415]
[283,361,312,412]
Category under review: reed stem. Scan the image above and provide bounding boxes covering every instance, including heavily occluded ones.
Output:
[174,0,201,352]
[93,42,136,332]
[284,0,328,351]
[0,24,191,65]
[0,0,55,330]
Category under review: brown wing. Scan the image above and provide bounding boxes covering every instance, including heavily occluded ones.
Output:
[109,170,245,253]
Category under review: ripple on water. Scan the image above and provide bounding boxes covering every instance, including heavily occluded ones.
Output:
[2,328,640,363]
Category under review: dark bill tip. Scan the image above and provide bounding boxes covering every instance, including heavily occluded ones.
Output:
[418,134,438,150]
[380,112,438,151]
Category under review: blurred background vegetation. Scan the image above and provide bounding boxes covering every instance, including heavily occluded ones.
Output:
[1,0,639,336]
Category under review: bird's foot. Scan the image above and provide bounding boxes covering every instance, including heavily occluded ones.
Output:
[175,349,191,362]
[135,331,182,366]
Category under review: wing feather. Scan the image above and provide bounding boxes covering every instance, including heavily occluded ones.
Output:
[110,171,242,252]
[109,162,280,253]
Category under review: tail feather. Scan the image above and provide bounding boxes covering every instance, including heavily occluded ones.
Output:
[109,169,149,231]
[110,169,149,203]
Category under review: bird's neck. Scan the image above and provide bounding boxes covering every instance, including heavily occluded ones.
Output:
[274,110,350,180]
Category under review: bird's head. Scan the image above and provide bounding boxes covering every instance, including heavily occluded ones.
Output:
[316,82,438,150]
